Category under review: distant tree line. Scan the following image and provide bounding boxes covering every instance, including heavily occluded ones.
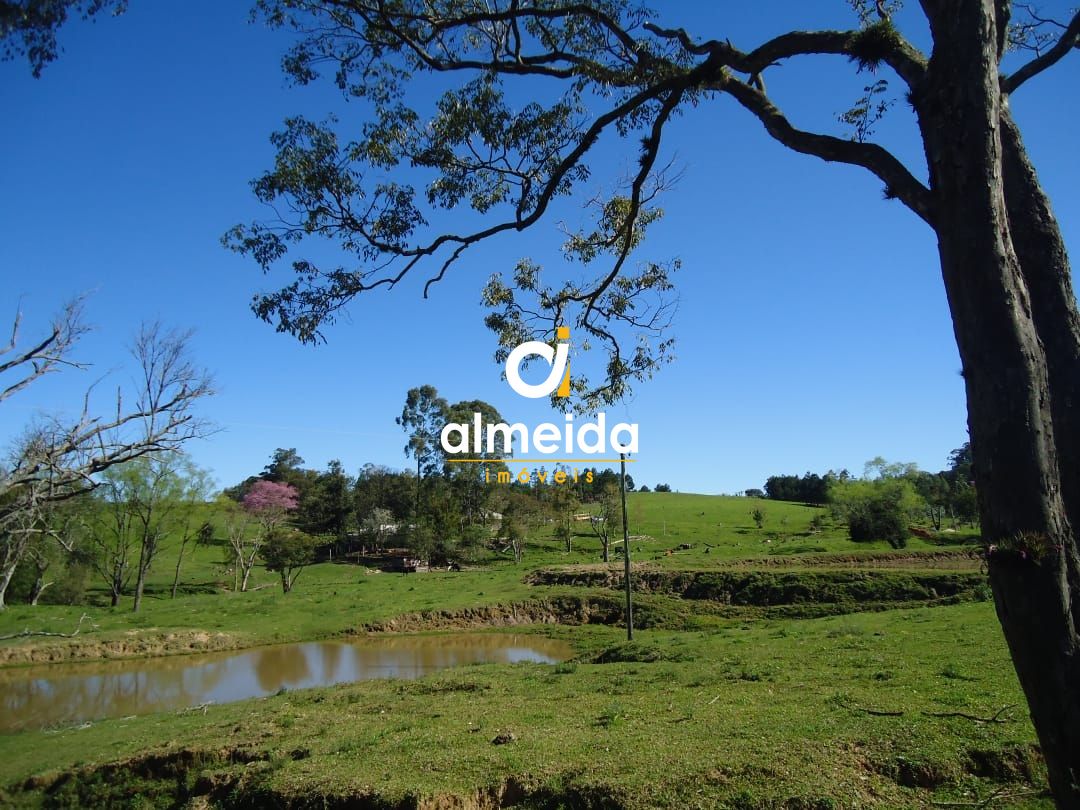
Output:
[762,472,844,505]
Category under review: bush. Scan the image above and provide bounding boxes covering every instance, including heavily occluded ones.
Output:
[831,477,919,549]
[751,508,766,529]
[848,493,909,548]
[43,560,92,605]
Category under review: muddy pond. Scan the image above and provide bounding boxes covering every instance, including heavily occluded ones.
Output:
[0,633,574,733]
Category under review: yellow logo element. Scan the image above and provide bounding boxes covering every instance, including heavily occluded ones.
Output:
[556,326,570,398]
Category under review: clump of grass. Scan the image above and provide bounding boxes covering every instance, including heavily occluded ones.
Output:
[591,642,693,664]
[732,668,770,682]
[596,702,627,728]
[939,663,974,681]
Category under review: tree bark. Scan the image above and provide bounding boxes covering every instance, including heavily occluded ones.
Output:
[998,107,1080,810]
[133,545,148,612]
[0,562,16,610]
[1000,107,1080,515]
[916,2,1080,804]
[0,528,34,609]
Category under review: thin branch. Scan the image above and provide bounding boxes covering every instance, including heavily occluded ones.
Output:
[1003,9,1080,93]
[842,699,905,716]
[921,704,1016,723]
[0,613,97,642]
[0,298,89,405]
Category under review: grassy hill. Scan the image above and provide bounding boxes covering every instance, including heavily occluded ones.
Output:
[1,492,1035,809]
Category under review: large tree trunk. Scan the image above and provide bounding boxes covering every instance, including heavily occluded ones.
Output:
[998,108,1080,810]
[917,2,1080,804]
[1000,108,1080,513]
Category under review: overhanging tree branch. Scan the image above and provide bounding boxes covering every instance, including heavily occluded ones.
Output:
[1003,9,1080,93]
[644,21,928,88]
[719,76,936,226]
[236,1,939,405]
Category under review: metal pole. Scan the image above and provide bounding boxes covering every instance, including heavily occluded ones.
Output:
[620,452,633,641]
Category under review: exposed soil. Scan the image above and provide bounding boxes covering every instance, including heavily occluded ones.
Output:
[867,743,1043,791]
[1,561,988,667]
[560,548,983,574]
[525,568,988,607]
[0,629,238,667]
[359,595,626,633]
[4,742,1044,809]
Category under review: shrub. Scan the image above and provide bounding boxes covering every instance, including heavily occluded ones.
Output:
[832,478,918,548]
[751,508,766,529]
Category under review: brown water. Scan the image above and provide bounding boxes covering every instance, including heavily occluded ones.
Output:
[0,634,573,733]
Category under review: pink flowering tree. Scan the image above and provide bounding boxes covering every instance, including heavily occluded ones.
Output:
[227,481,299,592]
[243,480,300,522]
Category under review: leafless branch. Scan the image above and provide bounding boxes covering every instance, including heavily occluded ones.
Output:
[921,704,1017,723]
[1,312,214,607]
[1003,9,1080,93]
[0,297,89,405]
[0,613,97,642]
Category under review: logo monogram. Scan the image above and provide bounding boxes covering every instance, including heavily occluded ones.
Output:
[439,324,638,461]
[504,326,571,399]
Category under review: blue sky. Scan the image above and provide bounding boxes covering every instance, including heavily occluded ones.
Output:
[1,1,1076,494]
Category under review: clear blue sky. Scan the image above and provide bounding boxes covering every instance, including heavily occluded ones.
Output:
[1,1,1076,494]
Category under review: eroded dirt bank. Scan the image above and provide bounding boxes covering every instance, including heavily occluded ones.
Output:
[3,740,1043,809]
[525,568,987,606]
[0,563,987,667]
[0,629,239,667]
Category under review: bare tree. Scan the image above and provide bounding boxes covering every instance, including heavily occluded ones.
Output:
[0,306,213,608]
[224,507,260,593]
[82,473,138,607]
[590,484,623,564]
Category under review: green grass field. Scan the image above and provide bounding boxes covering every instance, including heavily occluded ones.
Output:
[2,493,1042,809]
